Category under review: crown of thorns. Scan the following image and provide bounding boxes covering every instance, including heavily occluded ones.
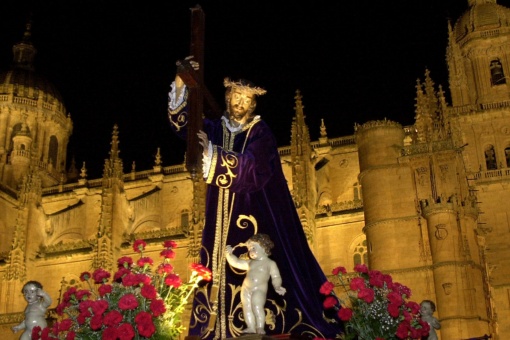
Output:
[224,78,267,96]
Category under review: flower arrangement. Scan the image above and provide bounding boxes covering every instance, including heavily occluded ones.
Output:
[32,239,211,340]
[319,264,430,340]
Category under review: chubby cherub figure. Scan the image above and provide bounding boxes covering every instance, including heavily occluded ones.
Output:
[225,233,286,335]
[12,281,52,340]
[420,299,441,340]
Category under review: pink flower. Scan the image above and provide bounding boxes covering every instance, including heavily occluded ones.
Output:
[319,281,335,295]
[332,266,347,275]
[133,239,147,253]
[337,308,353,321]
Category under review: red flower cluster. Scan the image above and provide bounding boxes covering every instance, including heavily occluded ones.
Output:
[319,264,430,340]
[32,239,211,340]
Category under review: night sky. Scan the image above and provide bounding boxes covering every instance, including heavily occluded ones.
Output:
[1,1,507,178]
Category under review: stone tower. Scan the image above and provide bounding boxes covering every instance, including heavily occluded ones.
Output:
[0,21,73,189]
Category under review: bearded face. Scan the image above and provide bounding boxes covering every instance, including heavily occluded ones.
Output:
[227,88,256,123]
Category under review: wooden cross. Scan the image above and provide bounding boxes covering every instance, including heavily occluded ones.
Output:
[176,5,221,177]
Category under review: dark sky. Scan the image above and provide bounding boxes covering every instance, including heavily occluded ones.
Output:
[2,1,507,178]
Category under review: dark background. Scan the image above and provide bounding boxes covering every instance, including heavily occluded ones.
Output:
[2,1,506,178]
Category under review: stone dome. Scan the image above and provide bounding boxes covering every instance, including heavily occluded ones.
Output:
[454,0,510,42]
[0,22,65,111]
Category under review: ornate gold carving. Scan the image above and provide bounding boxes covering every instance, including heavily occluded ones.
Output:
[216,152,238,188]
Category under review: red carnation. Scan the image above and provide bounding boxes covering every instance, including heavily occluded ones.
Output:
[136,273,151,285]
[122,273,139,287]
[150,298,167,317]
[141,284,157,299]
[387,302,401,317]
[102,326,119,340]
[98,283,113,297]
[117,256,133,268]
[157,263,174,274]
[79,271,91,282]
[160,248,176,259]
[92,299,109,314]
[354,263,368,273]
[117,323,135,340]
[31,326,41,340]
[323,295,338,309]
[90,314,103,330]
[349,277,366,291]
[58,319,73,331]
[134,311,156,338]
[163,240,177,248]
[92,268,111,284]
[358,287,375,303]
[337,307,353,321]
[137,256,154,267]
[368,270,385,288]
[104,310,123,326]
[319,281,335,295]
[66,330,76,340]
[118,293,139,310]
[75,289,91,301]
[332,266,347,275]
[164,273,182,288]
[114,267,131,281]
[387,291,403,305]
[133,239,147,253]
[190,263,212,281]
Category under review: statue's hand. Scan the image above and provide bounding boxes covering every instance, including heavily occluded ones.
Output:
[274,286,286,296]
[197,130,209,156]
[225,245,233,254]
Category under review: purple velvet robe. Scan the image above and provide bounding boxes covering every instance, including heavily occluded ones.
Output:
[169,92,339,339]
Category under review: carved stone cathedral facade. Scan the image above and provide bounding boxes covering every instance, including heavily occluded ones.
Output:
[0,1,509,339]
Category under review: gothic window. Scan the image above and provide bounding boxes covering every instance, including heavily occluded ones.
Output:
[505,146,510,168]
[485,145,498,170]
[353,239,368,267]
[49,136,58,168]
[181,210,189,234]
[353,182,362,201]
[490,59,506,86]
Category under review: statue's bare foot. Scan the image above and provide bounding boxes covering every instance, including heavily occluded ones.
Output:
[242,328,256,334]
[255,327,266,335]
